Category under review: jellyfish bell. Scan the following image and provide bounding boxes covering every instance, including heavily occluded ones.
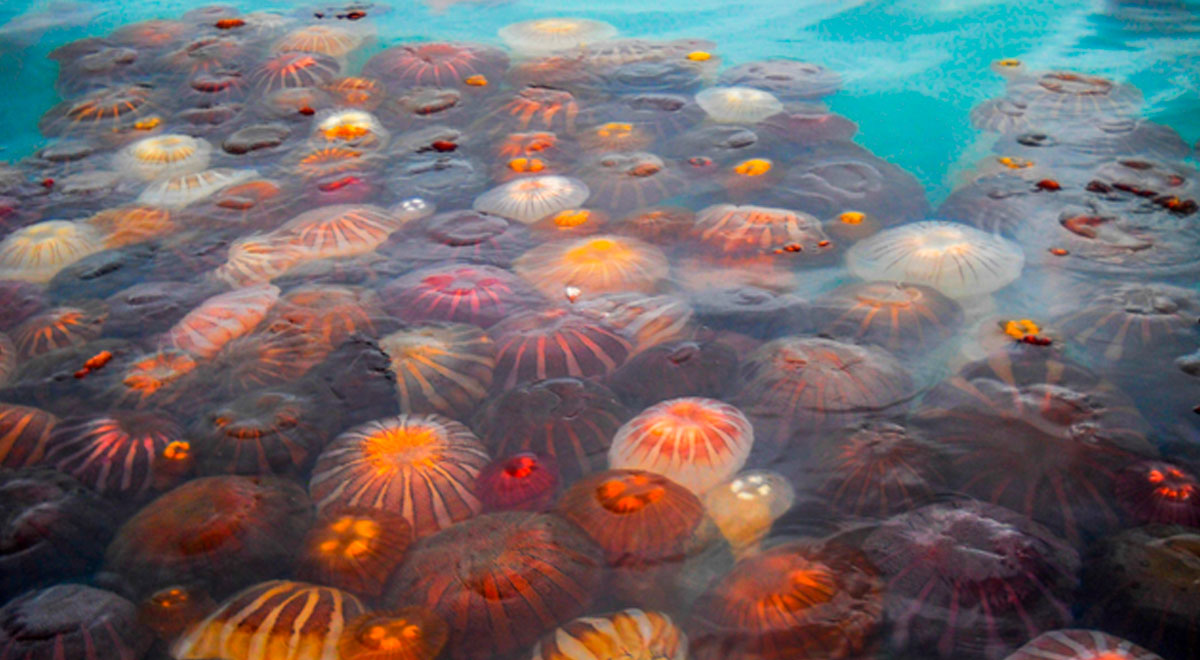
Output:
[273,203,417,260]
[690,203,835,264]
[0,585,153,660]
[324,75,386,109]
[473,175,590,224]
[363,41,509,90]
[970,96,1034,134]
[513,234,669,301]
[498,18,618,57]
[138,168,258,209]
[202,319,330,396]
[42,412,192,499]
[810,281,965,355]
[384,153,490,207]
[531,609,687,660]
[1010,70,1143,121]
[489,307,633,389]
[114,134,213,182]
[165,283,279,360]
[338,607,448,660]
[312,108,390,150]
[476,452,560,512]
[250,50,342,93]
[695,86,784,124]
[610,339,738,409]
[380,263,542,329]
[1006,630,1166,660]
[614,206,696,245]
[597,58,709,96]
[701,469,795,558]
[577,151,686,212]
[690,284,810,340]
[1114,460,1200,527]
[0,220,104,284]
[582,92,707,141]
[377,323,496,420]
[39,83,160,137]
[11,304,106,359]
[717,59,841,100]
[273,23,367,58]
[1053,282,1200,364]
[297,506,414,597]
[192,387,329,477]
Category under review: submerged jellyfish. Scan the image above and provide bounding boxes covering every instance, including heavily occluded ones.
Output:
[513,234,669,300]
[691,203,833,261]
[171,580,367,660]
[380,263,542,329]
[1006,630,1165,660]
[475,452,560,512]
[473,175,590,224]
[573,293,694,353]
[250,51,342,92]
[489,307,633,389]
[702,470,795,557]
[338,607,449,660]
[577,151,686,212]
[274,203,411,259]
[42,412,191,498]
[269,284,381,349]
[384,511,603,660]
[695,86,784,124]
[166,283,279,360]
[308,414,490,537]
[1114,460,1200,527]
[38,83,158,136]
[104,475,313,598]
[205,321,330,395]
[969,96,1034,133]
[297,506,414,597]
[609,398,754,495]
[0,585,152,660]
[1010,70,1142,121]
[688,540,883,660]
[377,323,496,420]
[846,220,1025,299]
[192,387,328,477]
[531,609,687,660]
[274,23,365,58]
[610,339,739,408]
[363,41,509,89]
[473,377,629,484]
[717,59,842,100]
[0,220,104,283]
[810,281,965,354]
[114,134,213,181]
[0,281,44,332]
[85,205,175,249]
[11,305,105,358]
[113,348,199,408]
[1054,282,1200,363]
[138,585,216,643]
[0,334,14,388]
[862,499,1079,659]
[211,233,303,287]
[498,18,617,56]
[138,168,257,209]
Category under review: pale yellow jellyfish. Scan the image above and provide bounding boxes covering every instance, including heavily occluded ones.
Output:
[702,469,795,557]
[114,134,212,181]
[473,175,590,224]
[695,86,784,123]
[498,18,617,57]
[0,220,104,283]
[137,168,257,209]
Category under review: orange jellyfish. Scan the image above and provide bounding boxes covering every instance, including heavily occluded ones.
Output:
[137,168,258,210]
[532,609,687,660]
[211,234,303,288]
[165,283,278,360]
[691,203,833,261]
[274,202,426,259]
[268,284,381,349]
[324,76,386,109]
[250,51,342,93]
[1007,630,1165,660]
[497,18,617,57]
[478,86,582,135]
[41,412,191,498]
[338,607,449,660]
[378,323,496,420]
[0,403,58,467]
[489,307,633,390]
[11,305,105,358]
[380,264,543,329]
[308,414,490,538]
[192,387,328,477]
[38,83,158,136]
[513,234,669,300]
[810,281,965,355]
[297,506,414,597]
[114,134,213,182]
[574,293,694,353]
[85,205,175,249]
[313,109,390,150]
[362,42,509,89]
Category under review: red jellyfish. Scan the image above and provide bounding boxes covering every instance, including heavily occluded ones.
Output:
[688,539,884,660]
[41,412,192,499]
[1006,630,1165,660]
[489,307,633,390]
[862,499,1080,659]
[475,452,560,512]
[380,263,544,329]
[1114,460,1200,527]
[297,506,414,598]
[384,511,603,660]
[0,585,153,660]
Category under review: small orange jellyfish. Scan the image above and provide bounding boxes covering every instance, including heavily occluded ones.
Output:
[308,414,490,538]
[1007,630,1165,660]
[85,205,175,249]
[489,307,633,389]
[274,202,427,259]
[42,412,191,498]
[0,220,104,283]
[609,397,754,495]
[338,607,449,660]
[12,306,105,358]
[250,51,342,93]
[293,146,372,180]
[513,234,669,300]
[138,586,216,641]
[324,76,386,109]
[531,609,687,660]
[298,507,414,597]
[692,204,832,260]
[0,403,58,467]
[274,24,365,58]
[165,283,279,360]
[702,470,795,558]
[116,349,198,406]
[378,323,496,420]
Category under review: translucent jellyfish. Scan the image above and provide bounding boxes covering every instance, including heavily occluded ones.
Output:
[609,398,754,495]
[273,203,411,259]
[1114,460,1200,527]
[689,540,883,660]
[577,152,686,212]
[690,285,809,339]
[166,283,279,360]
[717,59,841,100]
[474,377,629,484]
[1054,282,1200,363]
[489,307,633,389]
[0,220,104,283]
[274,24,365,57]
[476,453,560,513]
[297,506,413,597]
[383,511,603,660]
[531,609,687,660]
[692,203,833,261]
[11,305,105,358]
[610,339,738,409]
[338,607,449,660]
[580,120,654,153]
[313,109,390,149]
[110,19,187,48]
[363,41,509,89]
[695,86,784,124]
[211,233,303,287]
[583,92,706,141]
[380,263,543,329]
[192,387,327,477]
[597,59,709,96]
[205,321,329,395]
[42,412,191,498]
[573,293,692,354]
[498,18,618,56]
[513,234,669,300]
[377,323,496,420]
[478,85,581,135]
[1007,630,1165,660]
[811,281,965,354]
[137,585,216,643]
[473,175,589,224]
[0,585,152,660]
[846,220,1025,299]
[38,83,158,137]
[308,414,489,537]
[969,96,1033,133]
[862,500,1079,659]
[171,581,366,660]
[85,205,175,249]
[1010,70,1143,121]
[114,348,199,407]
[250,51,342,92]
[701,470,795,558]
[114,134,213,181]
[291,144,374,181]
[137,168,257,209]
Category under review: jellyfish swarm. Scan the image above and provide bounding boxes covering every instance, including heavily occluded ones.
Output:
[308,414,489,538]
[1006,630,1166,660]
[377,323,496,420]
[0,584,153,660]
[531,609,688,660]
[489,307,633,390]
[339,607,449,660]
[912,349,1156,545]
[171,580,367,660]
[735,337,916,447]
[498,18,618,56]
[363,42,508,89]
[476,452,560,512]
[384,511,603,660]
[473,377,629,484]
[250,51,342,93]
[1114,461,1200,527]
[811,281,965,355]
[578,152,687,213]
[474,175,590,224]
[695,87,784,124]
[691,203,834,262]
[165,283,278,360]
[41,412,191,499]
[104,475,314,599]
[297,506,414,598]
[717,59,842,100]
[688,539,883,660]
[862,499,1079,659]
[192,387,328,477]
[0,220,104,284]
[114,134,213,181]
[702,470,795,558]
[514,235,669,300]
[380,264,542,329]
[1054,282,1200,363]
[11,305,105,359]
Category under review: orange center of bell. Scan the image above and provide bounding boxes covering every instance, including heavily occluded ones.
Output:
[364,426,439,471]
[359,618,423,649]
[318,516,380,558]
[596,475,666,513]
[734,158,772,176]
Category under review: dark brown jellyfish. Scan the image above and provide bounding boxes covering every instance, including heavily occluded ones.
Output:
[1009,70,1143,121]
[513,235,669,300]
[913,347,1157,544]
[688,539,883,660]
[0,404,57,468]
[1006,630,1166,660]
[383,86,475,128]
[1054,282,1200,364]
[473,377,629,485]
[297,505,414,597]
[38,83,160,137]
[991,118,1190,168]
[0,468,117,602]
[379,263,543,329]
[1082,525,1200,660]
[103,475,313,599]
[0,584,153,660]
[718,59,842,100]
[862,499,1080,659]
[488,307,633,390]
[191,387,329,477]
[610,339,739,409]
[810,281,965,355]
[250,51,341,93]
[308,414,489,538]
[377,323,496,420]
[577,151,687,212]
[476,452,560,512]
[1115,460,1200,527]
[338,607,449,660]
[41,412,192,499]
[735,337,916,446]
[384,511,603,660]
[690,285,810,340]
[363,42,508,90]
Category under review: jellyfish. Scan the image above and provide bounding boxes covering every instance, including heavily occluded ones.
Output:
[38,83,158,136]
[165,283,279,360]
[475,452,560,513]
[488,307,632,389]
[322,76,385,110]
[1010,70,1142,121]
[701,470,795,558]
[609,398,754,495]
[269,284,381,349]
[185,67,247,104]
[11,305,105,358]
[41,412,192,498]
[846,220,1025,299]
[138,585,217,643]
[274,24,365,58]
[261,85,336,119]
[250,51,342,92]
[473,175,590,224]
[580,120,655,153]
[113,133,213,182]
[1006,630,1165,660]
[383,511,603,660]
[610,339,739,409]
[113,348,199,408]
[582,92,706,141]
[688,539,883,660]
[160,34,246,77]
[297,506,413,597]
[85,205,175,249]
[105,476,314,598]
[137,168,257,209]
[0,404,58,468]
[690,285,810,339]
[577,151,687,212]
[313,109,390,150]
[862,499,1079,659]
[273,203,412,259]
[531,609,687,660]
[110,19,187,49]
[0,280,45,332]
[513,234,669,300]
[810,281,965,355]
[0,585,152,660]
[171,580,367,660]
[717,59,842,100]
[498,18,618,56]
[478,86,582,135]
[204,320,329,395]
[0,220,104,283]
[1054,282,1200,363]
[377,323,496,420]
[192,387,328,477]
[473,377,630,484]
[1114,460,1200,527]
[969,96,1034,133]
[574,293,694,352]
[380,263,544,329]
[338,607,449,660]
[695,86,784,124]
[759,103,859,145]
[363,41,508,89]
[691,203,834,261]
[308,414,489,537]
[211,233,303,287]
